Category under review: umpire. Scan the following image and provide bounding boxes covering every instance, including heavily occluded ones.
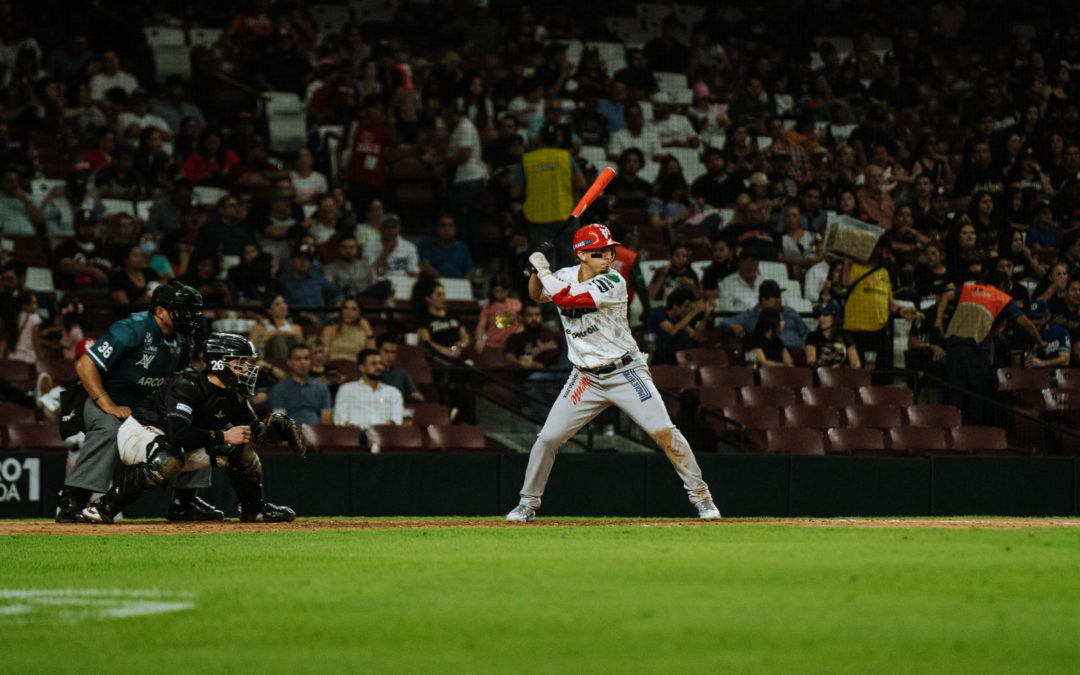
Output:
[55,280,222,522]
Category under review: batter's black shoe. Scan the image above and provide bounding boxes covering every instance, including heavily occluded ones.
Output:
[238,502,296,523]
[166,496,225,522]
[55,489,91,523]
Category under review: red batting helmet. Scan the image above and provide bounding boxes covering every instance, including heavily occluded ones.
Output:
[572,223,620,253]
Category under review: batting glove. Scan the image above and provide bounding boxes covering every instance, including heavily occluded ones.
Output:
[528,252,551,276]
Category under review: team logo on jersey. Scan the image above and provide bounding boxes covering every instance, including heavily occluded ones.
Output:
[570,373,592,406]
[623,369,652,402]
[604,274,620,283]
[135,352,155,370]
[568,324,599,339]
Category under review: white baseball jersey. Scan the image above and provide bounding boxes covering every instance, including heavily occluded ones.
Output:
[543,266,640,369]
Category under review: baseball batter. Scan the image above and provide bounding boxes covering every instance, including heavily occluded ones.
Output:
[507,224,720,522]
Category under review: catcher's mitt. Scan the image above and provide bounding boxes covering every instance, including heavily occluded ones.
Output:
[257,412,307,457]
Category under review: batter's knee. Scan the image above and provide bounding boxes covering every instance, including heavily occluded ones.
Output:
[650,427,674,453]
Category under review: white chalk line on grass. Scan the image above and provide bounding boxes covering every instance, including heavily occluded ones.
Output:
[0,589,194,625]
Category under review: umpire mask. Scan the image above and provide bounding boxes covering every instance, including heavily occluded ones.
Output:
[151,280,204,336]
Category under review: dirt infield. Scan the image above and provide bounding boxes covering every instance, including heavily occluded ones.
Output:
[3,517,1079,535]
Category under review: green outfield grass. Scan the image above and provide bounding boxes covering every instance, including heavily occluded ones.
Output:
[3,521,1079,674]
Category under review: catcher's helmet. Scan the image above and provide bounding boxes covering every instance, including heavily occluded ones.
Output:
[204,332,259,396]
[572,223,620,253]
[151,280,204,336]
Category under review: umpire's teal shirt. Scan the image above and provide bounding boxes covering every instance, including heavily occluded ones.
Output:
[85,311,189,407]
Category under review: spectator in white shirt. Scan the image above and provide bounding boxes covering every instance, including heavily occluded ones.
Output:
[363,212,419,278]
[333,348,404,428]
[716,249,765,313]
[651,92,699,148]
[115,89,173,151]
[89,50,139,101]
[289,148,327,205]
[607,102,664,163]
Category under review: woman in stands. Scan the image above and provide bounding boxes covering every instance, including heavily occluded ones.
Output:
[474,274,521,353]
[249,293,304,358]
[412,276,470,361]
[0,290,43,371]
[178,250,233,307]
[743,307,793,367]
[135,127,171,198]
[457,74,496,132]
[321,296,373,362]
[182,127,238,186]
[721,124,756,175]
[109,243,162,306]
[946,215,996,284]
[804,301,860,368]
[172,115,202,165]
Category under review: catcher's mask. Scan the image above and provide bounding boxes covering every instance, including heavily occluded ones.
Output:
[204,332,259,396]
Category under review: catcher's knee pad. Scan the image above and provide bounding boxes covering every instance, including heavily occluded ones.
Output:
[145,436,185,486]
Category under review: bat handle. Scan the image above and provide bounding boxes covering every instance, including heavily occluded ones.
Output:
[537,241,554,257]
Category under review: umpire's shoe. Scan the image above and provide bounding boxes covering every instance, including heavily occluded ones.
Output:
[55,489,91,523]
[238,501,296,523]
[166,496,225,522]
[78,501,119,524]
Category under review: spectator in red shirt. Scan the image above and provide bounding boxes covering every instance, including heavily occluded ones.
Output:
[307,60,361,126]
[182,128,239,186]
[336,95,394,214]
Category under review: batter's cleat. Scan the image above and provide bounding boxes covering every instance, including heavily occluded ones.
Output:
[238,502,296,523]
[506,504,536,522]
[695,499,721,520]
[78,502,119,524]
[166,496,225,522]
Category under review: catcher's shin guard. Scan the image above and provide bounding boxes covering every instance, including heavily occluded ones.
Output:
[81,437,185,523]
[226,443,295,522]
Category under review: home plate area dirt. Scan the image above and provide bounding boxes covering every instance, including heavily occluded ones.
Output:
[3,517,1079,535]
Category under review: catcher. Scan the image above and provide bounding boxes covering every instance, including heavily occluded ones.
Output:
[80,332,304,524]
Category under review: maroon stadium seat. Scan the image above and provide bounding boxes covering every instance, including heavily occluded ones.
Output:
[739,386,797,408]
[948,426,1012,455]
[801,386,857,407]
[698,387,738,411]
[408,403,452,427]
[826,428,887,455]
[4,422,66,451]
[0,403,37,424]
[758,366,813,389]
[816,366,871,390]
[365,425,428,452]
[426,424,492,453]
[858,386,914,407]
[783,405,841,430]
[300,424,364,453]
[649,365,697,390]
[699,365,755,389]
[762,428,826,454]
[843,405,903,429]
[888,427,949,456]
[721,407,781,432]
[905,404,962,429]
[676,348,728,368]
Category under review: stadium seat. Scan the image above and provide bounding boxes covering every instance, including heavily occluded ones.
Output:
[762,428,826,455]
[264,92,307,153]
[699,365,755,388]
[144,26,190,82]
[905,404,962,429]
[1051,368,1080,391]
[800,386,857,407]
[3,235,49,267]
[739,386,797,408]
[758,366,814,389]
[858,386,914,407]
[817,366,871,390]
[0,359,31,381]
[721,406,781,430]
[0,402,37,424]
[948,426,1012,455]
[676,349,728,369]
[4,422,66,451]
[698,387,738,411]
[783,405,841,430]
[408,403,452,427]
[888,427,949,456]
[470,346,506,369]
[38,357,77,384]
[426,424,491,453]
[300,424,364,453]
[365,425,428,453]
[996,367,1052,392]
[826,427,886,455]
[843,405,903,429]
[650,365,697,390]
[758,261,789,281]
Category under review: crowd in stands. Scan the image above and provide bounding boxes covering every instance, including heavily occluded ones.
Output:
[3,0,1080,438]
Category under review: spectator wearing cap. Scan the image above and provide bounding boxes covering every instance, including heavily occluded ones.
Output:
[511,124,586,269]
[719,279,809,350]
[1008,300,1071,368]
[651,92,699,148]
[760,116,813,185]
[688,82,727,136]
[278,243,343,319]
[115,89,172,151]
[364,213,419,278]
[691,147,745,210]
[1026,201,1059,254]
[53,210,112,289]
[917,185,952,240]
[607,102,664,163]
[88,50,139,102]
[152,75,206,135]
[805,301,860,368]
[716,248,765,313]
[91,144,144,200]
[418,215,474,280]
[43,171,103,237]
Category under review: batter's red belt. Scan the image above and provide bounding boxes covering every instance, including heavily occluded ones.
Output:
[576,353,634,375]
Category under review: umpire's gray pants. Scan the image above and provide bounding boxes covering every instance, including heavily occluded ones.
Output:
[64,398,210,493]
[517,355,713,510]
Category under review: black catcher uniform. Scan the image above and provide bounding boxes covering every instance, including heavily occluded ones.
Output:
[80,333,304,523]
